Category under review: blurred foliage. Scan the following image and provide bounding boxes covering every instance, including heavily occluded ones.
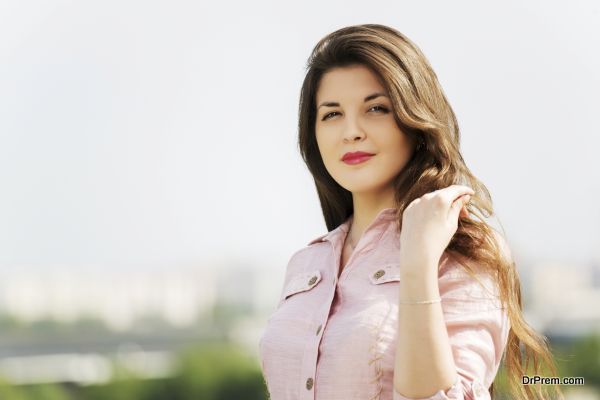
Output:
[0,376,29,400]
[491,332,600,399]
[21,383,71,400]
[0,333,599,399]
[0,340,268,400]
[0,314,27,332]
[211,302,252,334]
[554,333,600,385]
[168,341,265,400]
[0,314,110,339]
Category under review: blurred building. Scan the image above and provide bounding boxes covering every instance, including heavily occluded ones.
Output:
[0,266,218,330]
[523,260,600,340]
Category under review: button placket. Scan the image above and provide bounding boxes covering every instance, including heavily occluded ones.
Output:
[298,268,331,400]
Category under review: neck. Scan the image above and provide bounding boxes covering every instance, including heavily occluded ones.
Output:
[347,190,396,249]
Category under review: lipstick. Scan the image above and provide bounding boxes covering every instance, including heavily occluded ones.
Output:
[341,151,374,165]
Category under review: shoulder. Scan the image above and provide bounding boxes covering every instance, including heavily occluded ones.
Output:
[306,232,328,246]
[284,235,330,273]
[306,227,332,247]
[275,239,329,305]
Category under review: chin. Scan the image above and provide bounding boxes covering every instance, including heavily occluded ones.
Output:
[341,182,386,194]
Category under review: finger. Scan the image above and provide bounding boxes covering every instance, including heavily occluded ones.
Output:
[459,201,467,217]
[450,194,471,221]
[439,185,475,206]
[459,198,470,218]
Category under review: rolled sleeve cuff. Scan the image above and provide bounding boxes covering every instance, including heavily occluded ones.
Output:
[392,377,463,400]
[392,378,490,400]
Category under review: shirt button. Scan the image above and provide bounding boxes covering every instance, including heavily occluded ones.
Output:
[316,324,322,335]
[308,276,318,285]
[305,377,314,390]
[373,269,386,279]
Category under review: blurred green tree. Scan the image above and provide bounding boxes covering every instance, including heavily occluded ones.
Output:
[0,376,29,400]
[556,333,600,386]
[24,383,71,400]
[168,341,267,400]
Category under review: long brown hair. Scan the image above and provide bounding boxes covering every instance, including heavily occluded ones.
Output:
[297,24,562,400]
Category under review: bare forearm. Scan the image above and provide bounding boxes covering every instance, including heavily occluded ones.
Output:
[393,263,458,398]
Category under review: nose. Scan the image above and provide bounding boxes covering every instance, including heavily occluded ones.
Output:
[342,115,366,142]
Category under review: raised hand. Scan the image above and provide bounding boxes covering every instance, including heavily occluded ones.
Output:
[399,184,474,278]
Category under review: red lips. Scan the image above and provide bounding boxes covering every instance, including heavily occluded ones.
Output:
[341,151,375,161]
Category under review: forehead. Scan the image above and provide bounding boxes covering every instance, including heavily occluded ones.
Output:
[316,64,386,103]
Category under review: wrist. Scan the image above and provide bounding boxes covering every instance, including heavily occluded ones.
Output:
[399,258,439,279]
[400,251,440,277]
[399,273,440,301]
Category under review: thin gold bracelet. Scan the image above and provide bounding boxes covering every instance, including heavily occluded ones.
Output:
[398,297,442,305]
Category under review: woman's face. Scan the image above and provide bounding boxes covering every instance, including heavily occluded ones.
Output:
[315,64,415,196]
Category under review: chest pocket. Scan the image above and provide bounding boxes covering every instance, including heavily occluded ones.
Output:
[283,270,322,300]
[368,263,401,284]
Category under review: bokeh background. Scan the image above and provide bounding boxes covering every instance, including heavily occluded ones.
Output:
[1,0,599,399]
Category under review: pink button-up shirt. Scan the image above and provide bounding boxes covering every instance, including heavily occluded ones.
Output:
[258,207,510,400]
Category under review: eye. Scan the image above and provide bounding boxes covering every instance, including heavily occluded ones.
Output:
[320,105,389,121]
[322,111,340,121]
[369,105,389,114]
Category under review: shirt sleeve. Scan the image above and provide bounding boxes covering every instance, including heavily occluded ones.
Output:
[392,253,511,400]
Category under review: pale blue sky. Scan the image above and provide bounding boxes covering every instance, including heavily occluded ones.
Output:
[1,0,599,274]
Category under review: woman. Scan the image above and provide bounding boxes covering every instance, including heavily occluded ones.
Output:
[258,24,561,400]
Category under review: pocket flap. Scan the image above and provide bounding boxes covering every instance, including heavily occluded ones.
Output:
[368,263,401,284]
[283,270,322,299]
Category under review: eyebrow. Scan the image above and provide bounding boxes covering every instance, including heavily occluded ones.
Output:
[317,92,388,110]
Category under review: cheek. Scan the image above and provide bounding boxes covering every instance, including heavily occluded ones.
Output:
[383,134,412,168]
[316,133,335,158]
[389,131,412,155]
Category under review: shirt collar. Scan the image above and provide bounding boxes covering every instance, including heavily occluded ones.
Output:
[307,207,398,246]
